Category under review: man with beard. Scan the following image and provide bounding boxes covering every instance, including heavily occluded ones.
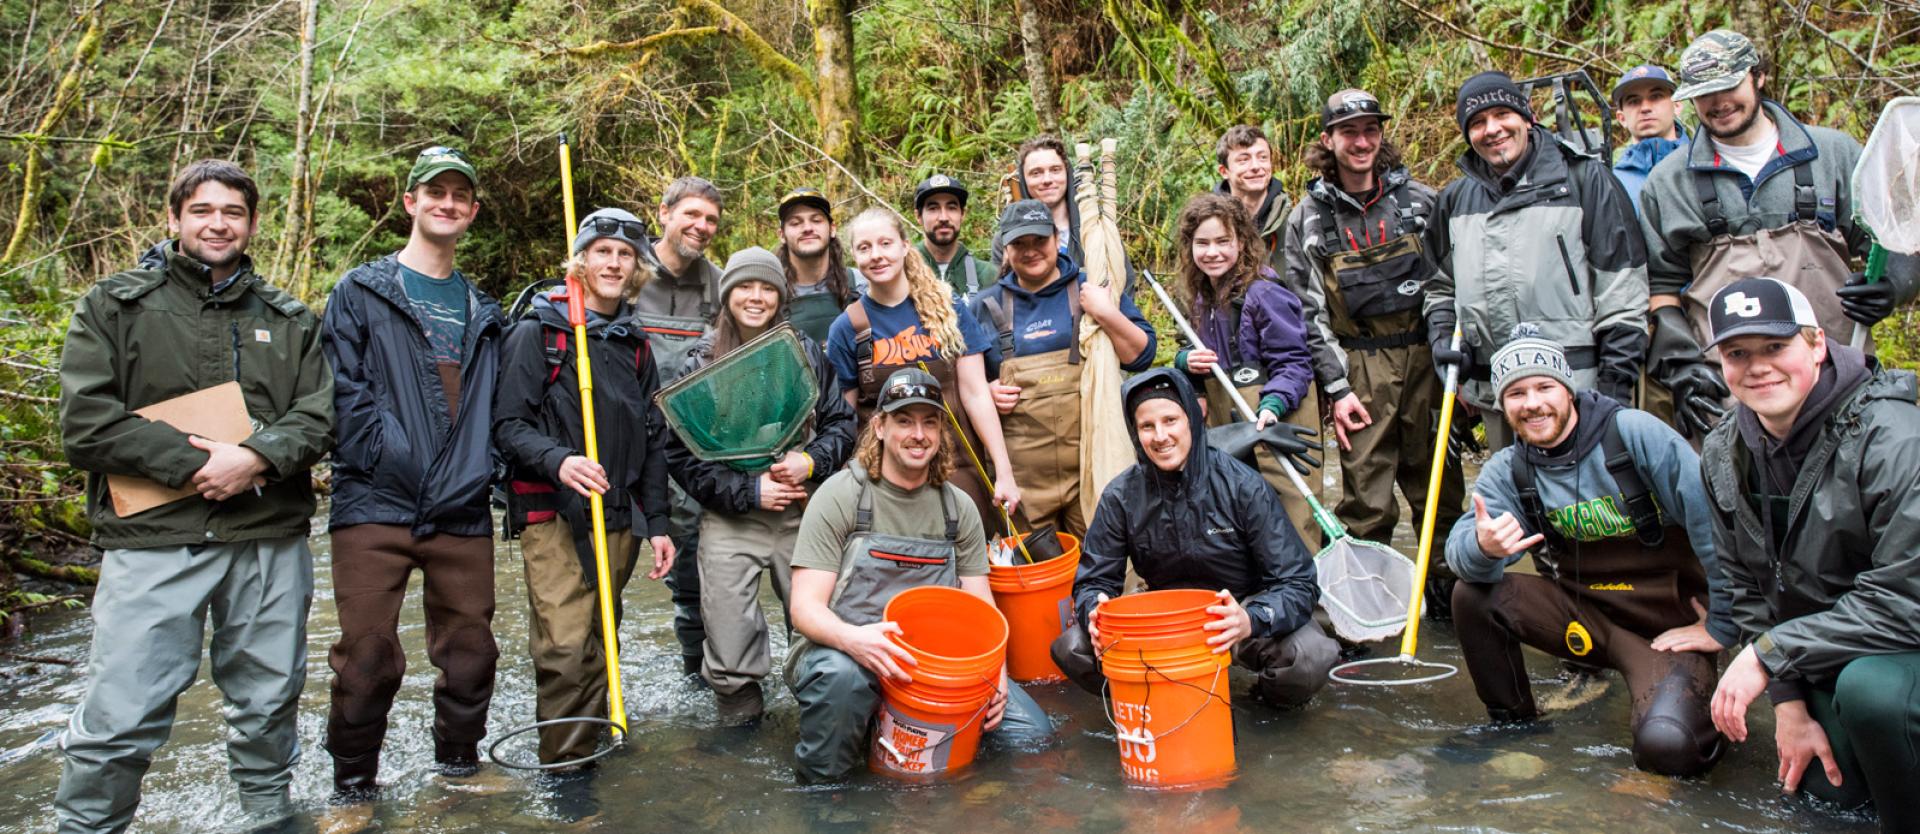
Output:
[321,147,505,800]
[1425,71,1650,450]
[1637,31,1917,442]
[912,173,995,302]
[1280,88,1463,549]
[1214,124,1292,276]
[784,369,1051,783]
[1445,326,1733,777]
[1609,65,1688,213]
[640,176,726,677]
[774,187,863,342]
[1700,278,1920,829]
[1049,369,1338,709]
[55,161,334,831]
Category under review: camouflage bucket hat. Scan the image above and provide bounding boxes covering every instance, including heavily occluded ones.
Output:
[1673,30,1759,101]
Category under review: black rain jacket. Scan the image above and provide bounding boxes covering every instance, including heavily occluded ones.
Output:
[322,254,504,537]
[1072,368,1320,639]
[493,290,670,538]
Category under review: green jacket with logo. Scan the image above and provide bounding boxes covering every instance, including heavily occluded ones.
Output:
[58,245,335,548]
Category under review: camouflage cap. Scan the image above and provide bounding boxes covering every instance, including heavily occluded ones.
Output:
[1674,30,1759,101]
[406,146,477,191]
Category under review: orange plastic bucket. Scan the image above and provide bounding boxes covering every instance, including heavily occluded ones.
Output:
[871,586,1008,779]
[987,531,1081,682]
[1096,589,1235,789]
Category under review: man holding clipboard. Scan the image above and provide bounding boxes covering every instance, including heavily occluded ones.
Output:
[54,160,334,833]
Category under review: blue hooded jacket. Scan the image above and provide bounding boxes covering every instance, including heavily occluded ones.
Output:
[1612,123,1688,214]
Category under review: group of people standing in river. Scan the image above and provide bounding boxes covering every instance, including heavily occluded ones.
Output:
[46,27,1920,833]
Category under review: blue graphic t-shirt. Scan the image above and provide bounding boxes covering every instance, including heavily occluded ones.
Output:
[969,254,1156,372]
[400,263,470,365]
[825,292,993,390]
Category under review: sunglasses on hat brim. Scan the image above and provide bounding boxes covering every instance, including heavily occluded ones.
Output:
[585,217,649,240]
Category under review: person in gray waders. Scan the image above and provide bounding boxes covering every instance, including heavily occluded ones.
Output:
[912,173,996,304]
[1050,369,1338,709]
[667,247,857,725]
[493,210,677,766]
[641,176,726,677]
[785,369,1053,783]
[1424,70,1650,450]
[320,147,505,801]
[1700,278,1920,831]
[1279,88,1464,555]
[1637,30,1918,443]
[1446,328,1733,777]
[55,160,335,833]
[773,187,863,343]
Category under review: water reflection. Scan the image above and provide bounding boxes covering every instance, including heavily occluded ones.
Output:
[0,495,1875,833]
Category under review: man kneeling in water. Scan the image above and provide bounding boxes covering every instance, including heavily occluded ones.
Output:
[1447,326,1733,776]
[785,369,1052,782]
[1050,368,1339,708]
[1702,278,1920,828]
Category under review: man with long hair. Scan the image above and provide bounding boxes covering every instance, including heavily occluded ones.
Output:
[785,369,1051,783]
[1281,89,1463,552]
[773,187,862,343]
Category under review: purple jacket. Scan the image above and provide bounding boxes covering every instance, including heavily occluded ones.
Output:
[1190,270,1314,415]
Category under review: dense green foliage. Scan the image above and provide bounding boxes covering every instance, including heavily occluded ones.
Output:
[0,0,1912,594]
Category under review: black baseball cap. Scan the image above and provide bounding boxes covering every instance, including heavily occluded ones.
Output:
[1706,277,1821,348]
[877,368,945,413]
[777,187,833,221]
[913,174,969,212]
[997,199,1054,244]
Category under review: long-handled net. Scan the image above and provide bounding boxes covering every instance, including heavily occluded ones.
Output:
[1074,139,1136,524]
[1328,328,1465,686]
[1850,97,1920,347]
[1139,271,1419,645]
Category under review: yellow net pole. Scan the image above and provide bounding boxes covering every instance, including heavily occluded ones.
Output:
[1397,327,1461,660]
[559,133,626,736]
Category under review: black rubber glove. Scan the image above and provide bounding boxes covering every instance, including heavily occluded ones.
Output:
[1667,364,1729,439]
[1837,271,1896,326]
[1427,310,1471,382]
[1594,325,1648,408]
[1208,421,1322,474]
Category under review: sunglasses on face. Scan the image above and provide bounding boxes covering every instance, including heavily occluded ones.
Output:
[586,217,649,240]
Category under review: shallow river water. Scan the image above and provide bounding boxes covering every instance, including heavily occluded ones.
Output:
[0,494,1875,833]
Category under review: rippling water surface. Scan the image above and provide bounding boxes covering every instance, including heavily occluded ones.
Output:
[0,485,1875,833]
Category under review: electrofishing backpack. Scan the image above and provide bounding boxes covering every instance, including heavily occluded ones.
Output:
[1517,70,1614,163]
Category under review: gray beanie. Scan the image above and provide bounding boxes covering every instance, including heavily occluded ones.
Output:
[572,207,649,256]
[1488,323,1575,398]
[718,246,788,306]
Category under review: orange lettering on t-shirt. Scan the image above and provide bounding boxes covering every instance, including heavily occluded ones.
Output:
[873,328,939,366]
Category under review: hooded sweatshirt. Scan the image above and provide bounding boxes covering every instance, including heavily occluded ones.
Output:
[1446,389,1736,646]
[970,253,1157,372]
[1072,369,1320,639]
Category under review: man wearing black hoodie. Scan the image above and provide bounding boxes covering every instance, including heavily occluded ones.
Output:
[1701,278,1920,830]
[494,208,677,766]
[1049,369,1338,708]
[321,147,505,798]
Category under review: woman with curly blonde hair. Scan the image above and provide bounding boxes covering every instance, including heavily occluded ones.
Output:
[827,207,1021,534]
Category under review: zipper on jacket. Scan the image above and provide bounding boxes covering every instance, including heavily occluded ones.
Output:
[1554,235,1582,297]
[230,321,243,380]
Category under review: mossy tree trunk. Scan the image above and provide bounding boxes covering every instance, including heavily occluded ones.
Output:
[1,7,105,269]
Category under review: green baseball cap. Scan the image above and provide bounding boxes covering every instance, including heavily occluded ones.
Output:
[1673,30,1760,101]
[406,146,478,191]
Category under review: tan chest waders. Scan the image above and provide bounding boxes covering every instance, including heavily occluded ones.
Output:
[1683,164,1860,358]
[979,284,1087,538]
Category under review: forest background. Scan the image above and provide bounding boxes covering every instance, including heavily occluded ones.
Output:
[0,0,1913,623]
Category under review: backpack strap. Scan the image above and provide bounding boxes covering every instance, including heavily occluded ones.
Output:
[962,257,979,296]
[1790,157,1817,224]
[1601,413,1667,549]
[1306,195,1337,260]
[1065,281,1084,366]
[980,287,1016,361]
[543,328,569,385]
[848,297,874,380]
[941,483,958,542]
[1695,169,1729,237]
[1508,452,1566,558]
[854,469,874,535]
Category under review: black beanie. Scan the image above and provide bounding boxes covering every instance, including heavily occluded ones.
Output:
[1455,71,1534,137]
[1125,378,1183,420]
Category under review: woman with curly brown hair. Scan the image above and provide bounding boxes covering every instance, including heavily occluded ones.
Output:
[1170,192,1325,549]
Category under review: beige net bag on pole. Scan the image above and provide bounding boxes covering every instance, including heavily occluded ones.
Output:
[1075,139,1135,522]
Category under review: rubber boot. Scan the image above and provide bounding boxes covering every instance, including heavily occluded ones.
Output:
[434,736,481,778]
[716,682,765,727]
[329,749,380,805]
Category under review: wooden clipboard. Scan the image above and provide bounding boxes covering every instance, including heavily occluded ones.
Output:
[107,381,255,517]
